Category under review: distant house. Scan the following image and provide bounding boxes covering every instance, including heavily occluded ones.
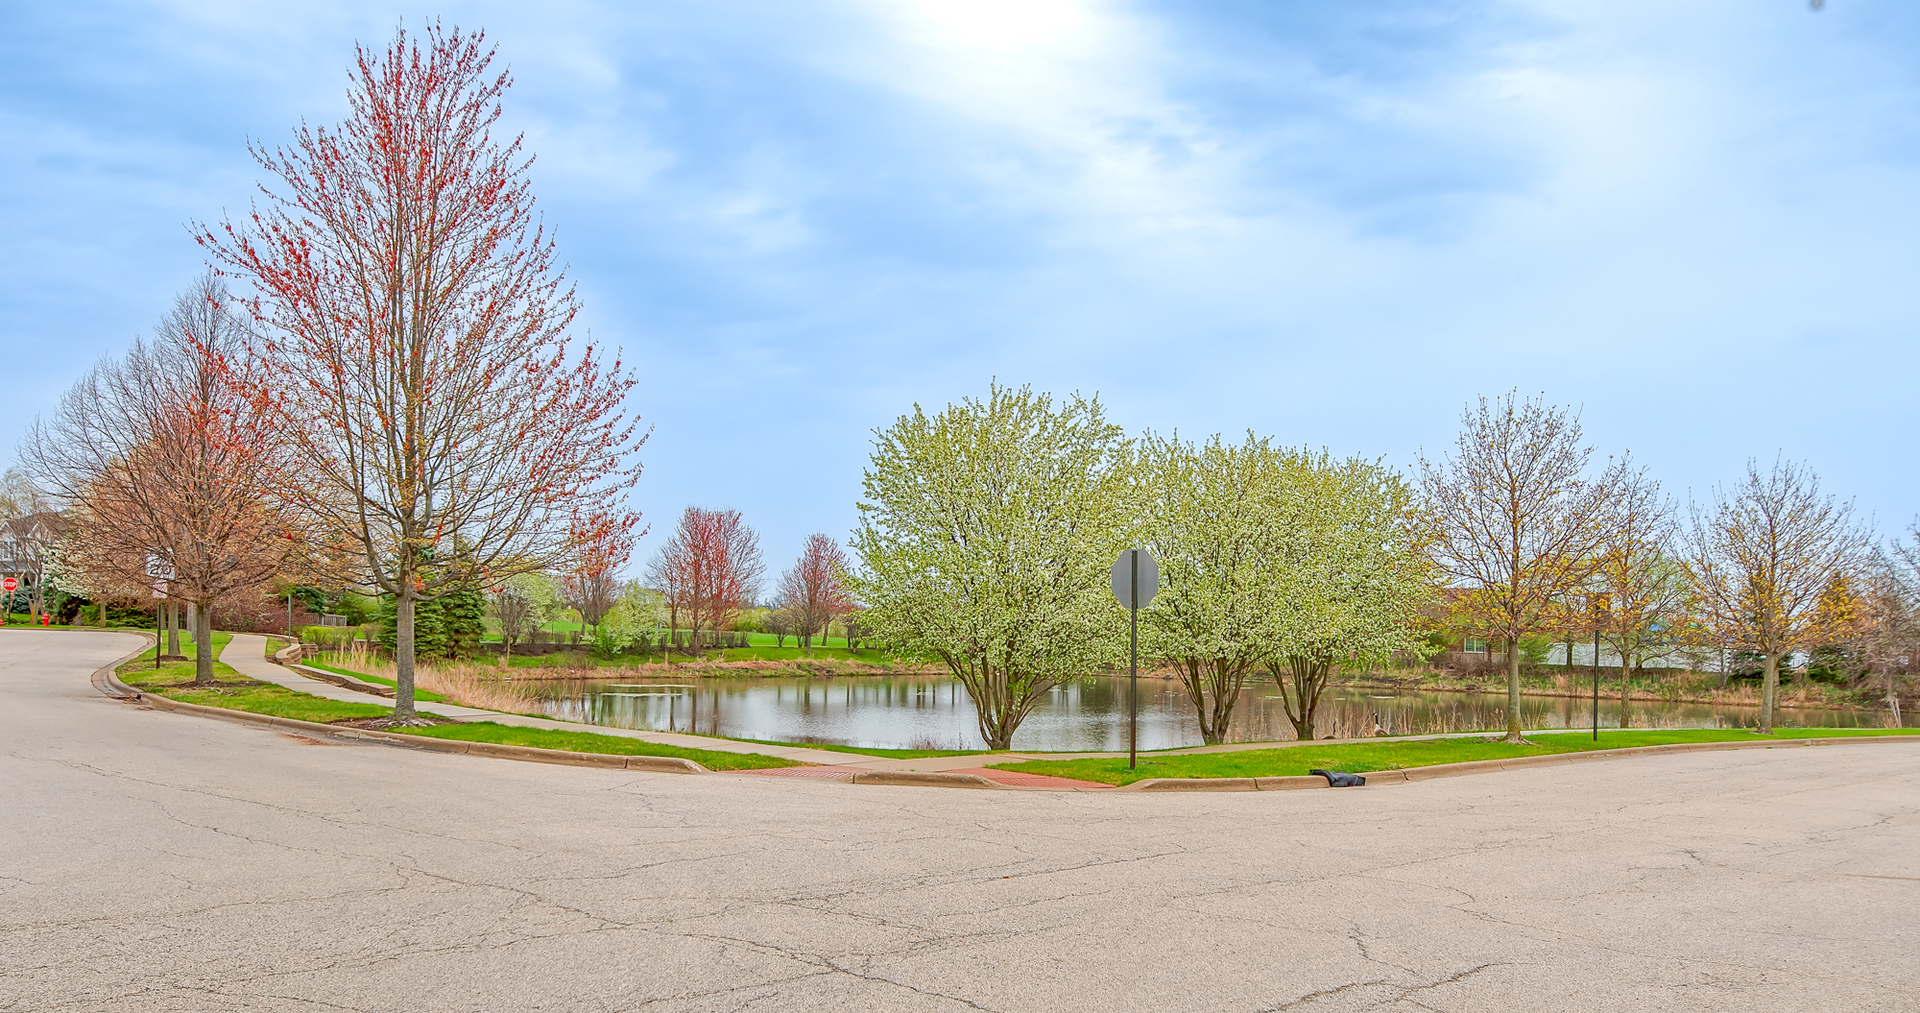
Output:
[0,512,60,575]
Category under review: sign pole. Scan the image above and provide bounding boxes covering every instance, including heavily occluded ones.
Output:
[1592,629,1601,741]
[1110,548,1157,771]
[1129,550,1139,770]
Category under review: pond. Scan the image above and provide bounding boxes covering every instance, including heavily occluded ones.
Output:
[500,673,1911,752]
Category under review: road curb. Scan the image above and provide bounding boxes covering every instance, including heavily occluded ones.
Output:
[121,686,709,774]
[91,635,156,699]
[852,770,1002,789]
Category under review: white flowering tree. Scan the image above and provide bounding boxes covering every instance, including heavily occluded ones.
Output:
[848,383,1131,750]
[598,580,667,655]
[490,572,564,662]
[1261,451,1431,741]
[1135,432,1285,744]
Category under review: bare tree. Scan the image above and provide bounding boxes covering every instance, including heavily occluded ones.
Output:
[1419,391,1618,742]
[22,276,289,684]
[202,25,643,719]
[777,533,851,655]
[1859,529,1920,725]
[562,511,640,636]
[1683,458,1865,733]
[647,508,763,653]
[1592,454,1691,721]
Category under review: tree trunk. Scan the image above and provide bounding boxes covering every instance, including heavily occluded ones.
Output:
[1176,657,1245,746]
[1275,656,1330,741]
[1759,650,1779,734]
[1504,638,1524,742]
[394,594,418,721]
[165,603,180,658]
[1619,650,1632,731]
[191,602,214,686]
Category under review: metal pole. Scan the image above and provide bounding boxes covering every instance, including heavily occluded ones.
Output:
[1129,549,1139,770]
[155,599,162,670]
[1592,629,1600,741]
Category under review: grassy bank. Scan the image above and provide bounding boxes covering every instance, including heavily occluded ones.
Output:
[124,646,792,771]
[991,727,1920,786]
[398,723,796,769]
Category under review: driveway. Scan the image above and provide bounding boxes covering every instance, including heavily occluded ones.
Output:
[4,629,1917,1011]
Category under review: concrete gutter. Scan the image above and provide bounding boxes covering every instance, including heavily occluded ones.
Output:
[92,635,156,699]
[850,770,1000,789]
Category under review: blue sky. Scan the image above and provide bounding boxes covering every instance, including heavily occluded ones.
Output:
[4,1,1917,579]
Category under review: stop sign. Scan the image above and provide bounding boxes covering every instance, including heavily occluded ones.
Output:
[2,577,15,592]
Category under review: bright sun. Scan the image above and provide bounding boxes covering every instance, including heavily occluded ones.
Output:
[889,0,1091,52]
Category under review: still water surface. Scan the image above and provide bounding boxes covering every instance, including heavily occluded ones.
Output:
[504,674,1910,752]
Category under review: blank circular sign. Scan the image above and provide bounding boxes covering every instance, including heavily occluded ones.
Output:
[1110,548,1159,609]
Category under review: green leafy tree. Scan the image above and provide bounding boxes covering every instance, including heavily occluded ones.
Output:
[377,584,483,660]
[848,383,1130,750]
[491,572,562,661]
[598,580,666,656]
[379,595,447,659]
[440,587,486,659]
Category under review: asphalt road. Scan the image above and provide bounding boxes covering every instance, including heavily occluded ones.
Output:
[4,629,1918,1012]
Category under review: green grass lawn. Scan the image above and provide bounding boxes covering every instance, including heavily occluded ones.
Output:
[125,630,232,667]
[991,727,1920,785]
[393,723,796,770]
[124,647,795,770]
[122,639,398,725]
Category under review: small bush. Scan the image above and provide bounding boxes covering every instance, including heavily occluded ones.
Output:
[300,625,354,646]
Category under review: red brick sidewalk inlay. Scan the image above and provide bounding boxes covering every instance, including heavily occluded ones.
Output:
[946,767,1116,790]
[737,766,860,781]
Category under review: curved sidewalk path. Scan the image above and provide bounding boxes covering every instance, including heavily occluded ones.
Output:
[219,634,867,768]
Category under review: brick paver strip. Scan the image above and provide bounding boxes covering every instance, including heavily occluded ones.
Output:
[947,766,1115,789]
[737,766,861,780]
